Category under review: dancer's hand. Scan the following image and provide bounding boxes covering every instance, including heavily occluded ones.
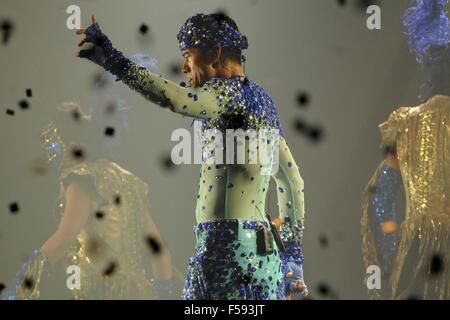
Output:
[75,14,111,64]
[284,261,309,299]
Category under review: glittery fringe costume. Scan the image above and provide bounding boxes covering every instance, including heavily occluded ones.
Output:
[56,159,164,299]
[1,250,48,300]
[362,95,450,300]
[78,19,307,300]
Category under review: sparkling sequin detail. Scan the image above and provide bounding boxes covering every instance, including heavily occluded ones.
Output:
[183,219,285,300]
[369,164,402,274]
[177,13,248,52]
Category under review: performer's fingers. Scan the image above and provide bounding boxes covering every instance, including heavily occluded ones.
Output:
[91,13,97,24]
[78,39,87,47]
[76,28,87,35]
[78,49,91,59]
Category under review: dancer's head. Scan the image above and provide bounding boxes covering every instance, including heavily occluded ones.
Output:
[403,0,450,100]
[177,13,248,87]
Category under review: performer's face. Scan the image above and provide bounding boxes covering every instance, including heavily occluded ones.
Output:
[182,49,212,87]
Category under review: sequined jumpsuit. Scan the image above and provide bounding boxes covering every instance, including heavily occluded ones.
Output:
[79,23,306,300]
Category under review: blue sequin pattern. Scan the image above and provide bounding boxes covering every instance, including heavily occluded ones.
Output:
[369,164,402,274]
[183,219,285,300]
[202,76,285,136]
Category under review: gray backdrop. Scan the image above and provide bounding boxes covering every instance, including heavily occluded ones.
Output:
[0,0,427,299]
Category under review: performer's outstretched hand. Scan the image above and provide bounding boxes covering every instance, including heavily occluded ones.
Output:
[75,14,130,79]
[75,14,112,65]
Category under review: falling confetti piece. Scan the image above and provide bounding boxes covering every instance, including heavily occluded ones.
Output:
[318,234,329,248]
[169,63,181,76]
[6,109,14,116]
[9,202,19,214]
[139,23,149,35]
[296,92,310,107]
[1,19,13,45]
[18,100,29,110]
[0,283,5,294]
[161,155,176,170]
[293,118,307,133]
[102,261,117,277]
[104,127,115,136]
[95,211,104,219]
[70,145,85,161]
[114,194,121,206]
[308,126,323,142]
[146,236,161,254]
[428,254,443,277]
[22,277,34,290]
[26,89,32,97]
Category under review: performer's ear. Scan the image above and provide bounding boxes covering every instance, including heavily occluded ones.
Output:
[209,45,222,67]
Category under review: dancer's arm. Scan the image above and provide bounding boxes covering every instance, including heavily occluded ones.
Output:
[76,15,221,119]
[273,137,308,298]
[40,181,92,262]
[367,152,402,274]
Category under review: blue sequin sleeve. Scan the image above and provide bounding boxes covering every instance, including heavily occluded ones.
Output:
[79,23,221,119]
[368,163,402,274]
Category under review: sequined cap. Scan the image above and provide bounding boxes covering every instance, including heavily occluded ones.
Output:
[177,13,248,52]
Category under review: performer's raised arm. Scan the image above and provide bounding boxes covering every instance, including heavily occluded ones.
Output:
[76,15,221,118]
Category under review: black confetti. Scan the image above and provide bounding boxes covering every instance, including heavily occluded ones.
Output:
[95,211,104,219]
[161,155,176,170]
[6,109,14,116]
[9,202,19,214]
[70,145,85,161]
[296,92,310,107]
[102,261,117,277]
[308,126,323,142]
[293,118,307,133]
[428,254,443,277]
[406,295,420,300]
[179,81,187,87]
[318,234,329,248]
[169,63,181,76]
[317,283,329,296]
[337,0,347,6]
[71,109,81,121]
[22,277,34,290]
[104,127,115,137]
[18,100,29,110]
[0,283,5,294]
[214,10,229,23]
[355,0,379,12]
[1,19,13,45]
[114,194,121,206]
[26,89,32,97]
[145,236,161,254]
[139,23,149,35]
